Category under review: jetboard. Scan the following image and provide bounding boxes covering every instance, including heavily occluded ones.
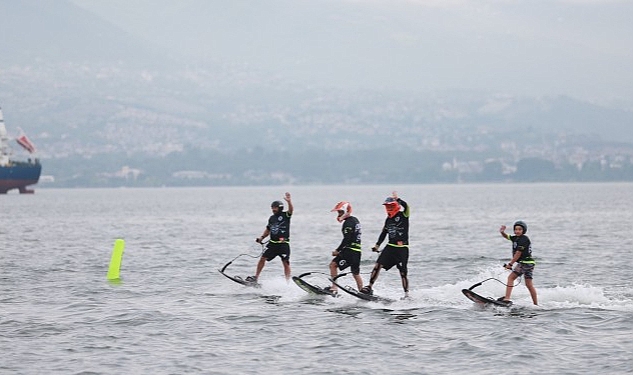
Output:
[330,277,394,304]
[292,274,337,296]
[218,269,261,288]
[462,288,512,307]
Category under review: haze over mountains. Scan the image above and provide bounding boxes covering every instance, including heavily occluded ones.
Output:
[71,0,633,102]
[1,0,632,187]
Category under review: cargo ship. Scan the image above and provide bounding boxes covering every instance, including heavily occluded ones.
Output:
[0,107,41,194]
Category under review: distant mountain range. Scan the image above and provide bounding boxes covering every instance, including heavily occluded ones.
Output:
[1,0,632,187]
[0,0,168,67]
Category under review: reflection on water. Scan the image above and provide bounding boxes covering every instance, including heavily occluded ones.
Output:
[260,295,281,304]
[299,296,334,307]
[327,307,365,319]
[2,184,633,375]
[107,278,123,286]
[490,306,538,319]
[391,312,417,323]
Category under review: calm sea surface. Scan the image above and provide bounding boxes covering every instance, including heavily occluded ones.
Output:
[2,183,632,374]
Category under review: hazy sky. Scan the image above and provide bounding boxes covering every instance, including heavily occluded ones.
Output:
[55,0,633,103]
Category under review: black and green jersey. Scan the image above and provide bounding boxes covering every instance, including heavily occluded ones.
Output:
[267,211,292,243]
[376,199,410,247]
[336,216,362,252]
[509,234,535,264]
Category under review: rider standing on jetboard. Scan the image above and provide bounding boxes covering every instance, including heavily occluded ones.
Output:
[247,192,293,283]
[361,191,410,299]
[498,220,538,305]
[326,201,364,295]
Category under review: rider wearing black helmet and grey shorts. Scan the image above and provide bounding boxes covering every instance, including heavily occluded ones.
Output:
[498,220,538,305]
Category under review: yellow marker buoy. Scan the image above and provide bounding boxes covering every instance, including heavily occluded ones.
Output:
[107,239,125,280]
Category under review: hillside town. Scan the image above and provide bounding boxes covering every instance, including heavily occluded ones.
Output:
[2,63,633,188]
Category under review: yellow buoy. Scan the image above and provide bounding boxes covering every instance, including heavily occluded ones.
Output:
[107,239,125,280]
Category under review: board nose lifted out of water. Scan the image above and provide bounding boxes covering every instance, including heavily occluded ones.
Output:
[330,272,395,304]
[218,243,267,288]
[292,271,338,296]
[461,277,520,307]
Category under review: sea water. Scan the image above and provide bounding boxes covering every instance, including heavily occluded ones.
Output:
[1,183,632,374]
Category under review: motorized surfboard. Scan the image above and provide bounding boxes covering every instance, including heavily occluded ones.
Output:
[330,274,394,303]
[218,249,266,288]
[218,269,261,288]
[462,288,512,307]
[292,272,337,296]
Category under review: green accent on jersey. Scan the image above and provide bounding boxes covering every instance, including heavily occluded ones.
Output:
[349,242,361,252]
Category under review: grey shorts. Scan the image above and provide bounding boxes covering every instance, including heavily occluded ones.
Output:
[514,263,535,279]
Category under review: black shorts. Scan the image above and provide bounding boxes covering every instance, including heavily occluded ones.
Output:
[263,242,290,263]
[376,244,409,273]
[332,249,361,274]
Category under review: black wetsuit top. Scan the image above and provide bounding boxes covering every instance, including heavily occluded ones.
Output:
[267,211,291,243]
[509,234,534,264]
[376,199,410,247]
[336,216,362,252]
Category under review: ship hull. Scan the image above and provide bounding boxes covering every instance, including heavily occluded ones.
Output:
[0,162,42,194]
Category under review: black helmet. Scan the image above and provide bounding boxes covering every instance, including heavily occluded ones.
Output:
[383,197,398,205]
[513,220,527,233]
[271,200,284,210]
